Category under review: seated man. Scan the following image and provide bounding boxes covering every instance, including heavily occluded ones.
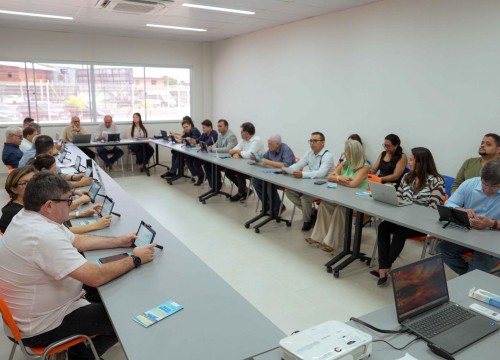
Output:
[20,125,36,153]
[252,134,296,214]
[61,116,95,159]
[205,119,238,192]
[2,126,23,168]
[0,172,156,359]
[94,114,124,171]
[227,122,266,202]
[286,132,335,231]
[161,116,201,179]
[437,160,500,275]
[185,119,218,186]
[451,133,499,194]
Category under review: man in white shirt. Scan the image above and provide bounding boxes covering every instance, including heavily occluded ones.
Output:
[20,126,36,152]
[286,131,335,231]
[227,122,266,202]
[94,114,124,171]
[0,172,156,359]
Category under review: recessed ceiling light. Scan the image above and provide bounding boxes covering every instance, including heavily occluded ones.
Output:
[182,3,255,15]
[0,9,73,20]
[146,24,207,32]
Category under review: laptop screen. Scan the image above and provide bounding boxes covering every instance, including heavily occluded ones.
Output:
[391,256,450,323]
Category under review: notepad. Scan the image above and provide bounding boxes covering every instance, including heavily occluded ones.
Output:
[133,300,184,328]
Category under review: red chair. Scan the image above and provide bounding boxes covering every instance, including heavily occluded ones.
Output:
[0,295,99,360]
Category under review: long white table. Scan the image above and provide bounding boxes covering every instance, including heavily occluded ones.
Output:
[67,145,285,360]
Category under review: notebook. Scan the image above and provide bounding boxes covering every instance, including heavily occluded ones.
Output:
[72,134,92,144]
[391,256,498,354]
[370,181,412,207]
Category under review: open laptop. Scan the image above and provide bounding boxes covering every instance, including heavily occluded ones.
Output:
[370,181,412,207]
[105,133,120,142]
[391,255,498,354]
[72,134,92,144]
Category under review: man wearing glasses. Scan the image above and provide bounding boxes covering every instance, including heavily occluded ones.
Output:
[2,126,23,168]
[286,132,335,231]
[437,160,500,274]
[0,172,157,359]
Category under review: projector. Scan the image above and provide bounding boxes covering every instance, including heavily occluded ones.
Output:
[279,320,372,360]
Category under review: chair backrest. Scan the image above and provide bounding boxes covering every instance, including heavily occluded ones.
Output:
[0,296,21,341]
[442,175,455,197]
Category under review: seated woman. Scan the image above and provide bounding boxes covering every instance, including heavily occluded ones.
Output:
[370,134,407,187]
[338,134,363,164]
[306,139,370,253]
[372,147,445,286]
[31,155,112,234]
[0,166,36,233]
[127,112,154,175]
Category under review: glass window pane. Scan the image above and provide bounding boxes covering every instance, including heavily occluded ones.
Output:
[0,61,28,125]
[144,67,190,121]
[94,65,145,123]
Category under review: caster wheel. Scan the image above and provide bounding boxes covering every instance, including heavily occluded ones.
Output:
[244,224,250,229]
[326,267,332,273]
[202,201,206,204]
[334,271,339,278]
[286,222,291,227]
[167,181,172,185]
[255,228,260,233]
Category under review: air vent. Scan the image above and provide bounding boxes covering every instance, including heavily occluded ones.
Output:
[95,0,174,15]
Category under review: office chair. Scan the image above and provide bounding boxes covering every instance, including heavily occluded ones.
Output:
[0,296,99,360]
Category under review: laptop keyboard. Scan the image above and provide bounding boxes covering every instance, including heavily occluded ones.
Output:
[410,305,475,338]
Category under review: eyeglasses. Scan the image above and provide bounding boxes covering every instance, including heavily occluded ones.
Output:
[16,181,30,187]
[308,139,323,143]
[481,181,500,191]
[12,134,23,139]
[50,198,73,206]
[382,143,392,148]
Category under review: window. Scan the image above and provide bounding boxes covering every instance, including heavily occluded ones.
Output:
[0,61,190,125]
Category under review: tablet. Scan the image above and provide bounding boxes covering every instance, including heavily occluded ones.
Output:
[74,156,82,172]
[100,196,115,217]
[58,150,67,163]
[88,181,102,202]
[135,221,156,247]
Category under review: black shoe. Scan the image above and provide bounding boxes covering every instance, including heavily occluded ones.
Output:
[161,172,174,179]
[369,270,380,278]
[230,193,243,202]
[239,191,249,202]
[301,222,312,231]
[377,276,388,286]
[194,176,205,186]
[160,172,169,178]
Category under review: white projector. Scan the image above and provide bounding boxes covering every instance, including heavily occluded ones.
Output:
[279,320,372,360]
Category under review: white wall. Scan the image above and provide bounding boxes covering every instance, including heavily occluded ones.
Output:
[211,0,500,175]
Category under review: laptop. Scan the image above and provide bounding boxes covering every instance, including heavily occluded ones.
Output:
[391,255,498,354]
[105,133,120,142]
[370,181,412,207]
[72,134,92,144]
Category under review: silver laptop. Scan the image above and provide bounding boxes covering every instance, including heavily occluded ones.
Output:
[391,256,498,354]
[72,134,92,144]
[370,181,412,207]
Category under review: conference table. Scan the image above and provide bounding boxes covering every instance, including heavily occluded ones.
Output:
[67,145,286,360]
[151,139,500,278]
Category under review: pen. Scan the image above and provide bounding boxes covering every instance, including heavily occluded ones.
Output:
[155,245,164,250]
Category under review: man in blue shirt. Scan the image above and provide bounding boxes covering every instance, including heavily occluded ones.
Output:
[437,160,500,274]
[185,119,218,186]
[252,134,295,215]
[2,127,23,168]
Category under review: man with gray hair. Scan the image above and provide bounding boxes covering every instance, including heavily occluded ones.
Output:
[0,172,156,359]
[437,160,500,274]
[2,126,23,168]
[252,134,296,215]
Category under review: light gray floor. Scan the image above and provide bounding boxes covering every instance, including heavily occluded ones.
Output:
[0,166,457,359]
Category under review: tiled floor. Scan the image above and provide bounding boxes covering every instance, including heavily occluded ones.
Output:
[0,166,457,359]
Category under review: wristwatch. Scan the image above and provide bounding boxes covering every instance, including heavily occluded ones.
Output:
[130,255,142,268]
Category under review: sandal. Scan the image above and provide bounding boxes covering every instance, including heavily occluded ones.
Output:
[321,245,334,253]
[305,238,321,246]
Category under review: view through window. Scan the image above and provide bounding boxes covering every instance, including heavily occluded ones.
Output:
[0,61,190,124]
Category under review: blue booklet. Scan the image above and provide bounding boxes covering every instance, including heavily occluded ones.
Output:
[133,300,184,328]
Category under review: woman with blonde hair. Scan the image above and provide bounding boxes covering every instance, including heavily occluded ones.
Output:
[306,139,370,253]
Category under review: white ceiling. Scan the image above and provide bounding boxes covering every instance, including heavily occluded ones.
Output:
[0,0,379,43]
